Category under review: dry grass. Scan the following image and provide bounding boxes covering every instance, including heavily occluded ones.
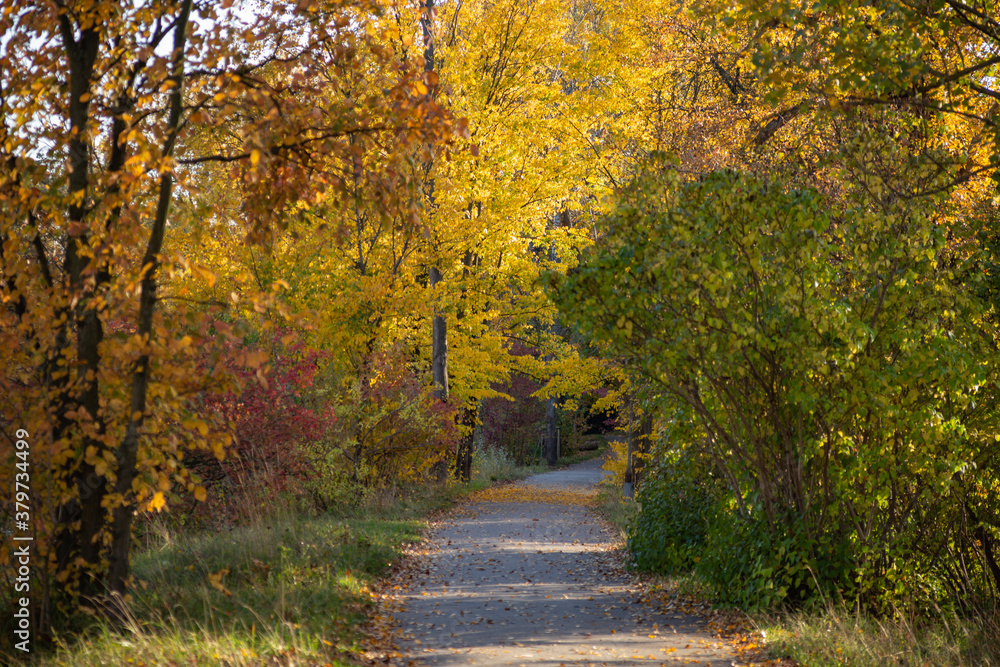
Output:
[471,441,545,484]
[758,603,1000,667]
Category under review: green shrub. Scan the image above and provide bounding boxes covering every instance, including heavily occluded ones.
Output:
[628,450,858,611]
[628,452,720,575]
[556,161,1000,614]
[695,505,854,611]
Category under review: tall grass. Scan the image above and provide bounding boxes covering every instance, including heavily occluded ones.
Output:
[471,441,539,483]
[758,603,1000,667]
[469,439,605,487]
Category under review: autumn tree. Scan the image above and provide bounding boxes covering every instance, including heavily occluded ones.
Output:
[0,0,450,628]
[417,0,612,468]
[227,0,619,483]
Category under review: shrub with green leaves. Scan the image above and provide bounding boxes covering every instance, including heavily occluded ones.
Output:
[696,503,858,610]
[628,447,720,576]
[555,160,1000,613]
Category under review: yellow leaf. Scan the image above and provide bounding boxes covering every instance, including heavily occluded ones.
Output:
[148,492,166,512]
[207,568,232,596]
[194,486,207,502]
[250,149,260,166]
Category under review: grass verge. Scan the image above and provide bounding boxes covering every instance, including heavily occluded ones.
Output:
[755,603,1000,667]
[556,444,607,467]
[33,491,452,666]
[466,439,606,491]
[592,478,636,543]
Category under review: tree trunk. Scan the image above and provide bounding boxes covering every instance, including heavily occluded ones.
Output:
[430,267,449,401]
[453,247,481,479]
[634,411,653,485]
[455,405,476,481]
[51,14,108,604]
[421,0,448,403]
[545,396,558,466]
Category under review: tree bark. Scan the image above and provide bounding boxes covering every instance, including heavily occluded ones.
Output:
[634,411,653,485]
[421,0,448,403]
[52,11,106,599]
[455,405,476,481]
[545,396,558,466]
[429,267,449,401]
[453,247,480,479]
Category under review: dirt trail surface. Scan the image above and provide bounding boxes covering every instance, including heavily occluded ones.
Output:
[380,458,735,666]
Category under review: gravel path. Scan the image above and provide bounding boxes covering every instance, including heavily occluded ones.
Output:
[388,457,735,666]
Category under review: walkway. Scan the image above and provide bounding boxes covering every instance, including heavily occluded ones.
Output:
[385,457,734,666]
